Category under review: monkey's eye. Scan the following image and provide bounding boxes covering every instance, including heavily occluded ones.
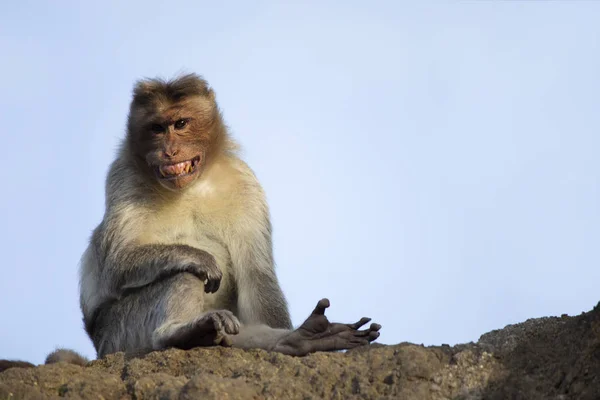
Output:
[174,119,188,130]
[150,124,164,134]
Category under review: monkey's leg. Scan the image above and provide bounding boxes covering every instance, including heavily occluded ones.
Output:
[229,298,381,356]
[93,273,237,358]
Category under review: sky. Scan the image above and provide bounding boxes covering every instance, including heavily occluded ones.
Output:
[1,1,599,364]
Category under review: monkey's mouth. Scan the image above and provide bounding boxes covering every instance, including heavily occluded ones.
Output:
[155,156,201,180]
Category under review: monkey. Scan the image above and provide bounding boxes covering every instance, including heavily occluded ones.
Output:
[0,73,370,365]
[78,73,381,358]
[0,74,380,372]
[0,349,88,373]
[77,73,382,358]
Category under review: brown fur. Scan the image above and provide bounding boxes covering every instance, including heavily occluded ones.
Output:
[126,73,231,191]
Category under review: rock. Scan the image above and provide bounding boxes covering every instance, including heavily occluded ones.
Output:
[2,302,600,399]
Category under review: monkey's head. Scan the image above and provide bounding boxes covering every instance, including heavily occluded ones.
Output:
[126,73,225,191]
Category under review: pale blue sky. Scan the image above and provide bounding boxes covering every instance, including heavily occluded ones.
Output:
[1,1,599,364]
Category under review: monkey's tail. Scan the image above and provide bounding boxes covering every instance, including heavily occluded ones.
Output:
[0,348,89,373]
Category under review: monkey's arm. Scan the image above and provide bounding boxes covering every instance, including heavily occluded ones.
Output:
[82,239,223,339]
[102,242,223,295]
[89,221,219,296]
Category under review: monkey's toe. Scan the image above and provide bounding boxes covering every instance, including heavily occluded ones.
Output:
[212,310,240,335]
[346,317,372,330]
[362,323,381,342]
[312,298,330,316]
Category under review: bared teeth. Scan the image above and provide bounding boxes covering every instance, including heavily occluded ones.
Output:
[158,160,194,177]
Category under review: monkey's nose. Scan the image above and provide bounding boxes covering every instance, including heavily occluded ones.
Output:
[163,149,179,158]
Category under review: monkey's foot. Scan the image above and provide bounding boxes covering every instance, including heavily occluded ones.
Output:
[272,298,381,357]
[155,310,240,350]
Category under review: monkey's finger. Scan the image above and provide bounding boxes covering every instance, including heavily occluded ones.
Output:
[312,298,331,316]
[345,317,371,330]
[354,323,382,337]
[203,275,219,293]
[367,331,380,342]
[369,323,382,332]
[349,331,379,344]
[351,322,382,339]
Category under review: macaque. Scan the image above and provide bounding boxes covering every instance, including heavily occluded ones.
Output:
[1,73,381,369]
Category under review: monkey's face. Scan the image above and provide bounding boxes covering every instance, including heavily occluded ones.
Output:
[130,98,217,191]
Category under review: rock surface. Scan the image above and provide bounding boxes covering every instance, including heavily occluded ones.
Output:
[2,302,600,399]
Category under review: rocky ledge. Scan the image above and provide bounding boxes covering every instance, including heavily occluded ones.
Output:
[1,302,599,399]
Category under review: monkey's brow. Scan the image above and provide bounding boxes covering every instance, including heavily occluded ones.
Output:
[165,117,192,125]
[148,116,192,125]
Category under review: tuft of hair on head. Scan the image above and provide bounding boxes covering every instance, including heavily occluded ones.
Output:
[45,348,89,367]
[131,72,215,106]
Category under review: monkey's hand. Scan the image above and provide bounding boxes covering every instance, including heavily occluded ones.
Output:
[173,250,223,293]
[272,298,381,357]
